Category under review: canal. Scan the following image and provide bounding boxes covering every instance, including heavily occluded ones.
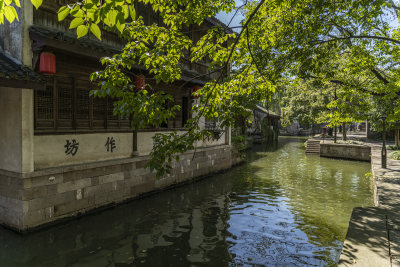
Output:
[0,137,372,266]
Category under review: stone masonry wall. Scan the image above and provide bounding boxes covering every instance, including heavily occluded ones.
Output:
[0,145,237,232]
[320,143,371,162]
[0,171,24,229]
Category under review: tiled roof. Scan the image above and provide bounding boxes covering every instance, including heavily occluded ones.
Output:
[180,65,210,85]
[29,20,228,86]
[30,18,231,55]
[205,17,234,34]
[0,51,45,89]
[29,25,122,56]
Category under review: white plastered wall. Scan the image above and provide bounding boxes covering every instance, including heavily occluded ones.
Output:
[0,87,34,173]
[0,88,23,172]
[191,98,231,148]
[0,1,35,173]
[34,133,133,169]
[136,131,187,156]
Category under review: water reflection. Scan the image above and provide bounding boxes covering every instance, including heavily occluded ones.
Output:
[0,137,372,266]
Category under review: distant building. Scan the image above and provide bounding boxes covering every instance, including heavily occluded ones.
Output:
[248,105,280,144]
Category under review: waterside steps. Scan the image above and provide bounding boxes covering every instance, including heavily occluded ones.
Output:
[305,139,320,154]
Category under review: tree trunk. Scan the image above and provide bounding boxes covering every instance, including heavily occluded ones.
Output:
[342,122,347,141]
[396,128,400,147]
[366,120,370,139]
[334,126,337,143]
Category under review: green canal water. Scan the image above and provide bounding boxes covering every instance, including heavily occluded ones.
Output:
[0,137,373,266]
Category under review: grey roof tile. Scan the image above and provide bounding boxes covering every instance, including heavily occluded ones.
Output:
[204,17,234,34]
[0,51,45,84]
[29,25,122,55]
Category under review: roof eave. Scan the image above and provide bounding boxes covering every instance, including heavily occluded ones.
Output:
[0,78,46,90]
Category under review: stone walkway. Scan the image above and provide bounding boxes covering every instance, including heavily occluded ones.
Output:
[339,144,400,266]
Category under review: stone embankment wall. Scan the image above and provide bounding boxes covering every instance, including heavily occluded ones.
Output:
[0,145,240,232]
[320,143,371,161]
[338,146,398,266]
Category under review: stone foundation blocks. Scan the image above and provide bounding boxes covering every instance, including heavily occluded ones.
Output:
[0,145,238,231]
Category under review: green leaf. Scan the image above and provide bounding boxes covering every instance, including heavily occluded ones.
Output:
[90,23,101,40]
[106,9,118,27]
[77,24,89,38]
[83,3,94,9]
[129,5,136,20]
[69,18,84,29]
[58,6,70,21]
[31,0,43,10]
[13,0,21,8]
[122,5,129,19]
[116,13,125,33]
[4,6,16,23]
[116,21,125,33]
[87,10,100,23]
[71,9,84,18]
[4,0,12,5]
[10,5,18,21]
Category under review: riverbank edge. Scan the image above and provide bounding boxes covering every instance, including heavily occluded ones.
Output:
[0,145,243,233]
[338,143,400,266]
[306,139,392,265]
[320,142,371,162]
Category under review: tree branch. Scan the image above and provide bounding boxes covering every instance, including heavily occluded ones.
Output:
[305,74,387,97]
[370,68,390,84]
[315,35,400,45]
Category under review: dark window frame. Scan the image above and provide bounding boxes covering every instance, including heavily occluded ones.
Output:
[34,75,131,134]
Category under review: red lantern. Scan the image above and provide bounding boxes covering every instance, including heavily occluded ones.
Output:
[135,75,146,90]
[192,85,201,98]
[39,52,56,74]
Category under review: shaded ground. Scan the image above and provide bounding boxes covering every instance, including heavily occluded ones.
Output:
[336,133,400,266]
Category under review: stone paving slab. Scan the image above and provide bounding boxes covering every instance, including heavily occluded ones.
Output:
[339,207,390,266]
[339,143,400,266]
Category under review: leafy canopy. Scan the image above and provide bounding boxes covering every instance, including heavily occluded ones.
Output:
[4,0,400,175]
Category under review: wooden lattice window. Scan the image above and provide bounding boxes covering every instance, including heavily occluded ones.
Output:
[92,96,106,128]
[34,75,131,133]
[107,98,118,128]
[57,79,73,120]
[76,79,90,129]
[36,85,53,119]
[35,82,55,129]
[76,89,90,119]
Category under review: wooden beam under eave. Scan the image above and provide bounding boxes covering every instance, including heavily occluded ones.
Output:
[30,30,119,61]
[0,78,46,90]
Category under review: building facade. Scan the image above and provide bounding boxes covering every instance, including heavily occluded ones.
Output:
[0,1,238,232]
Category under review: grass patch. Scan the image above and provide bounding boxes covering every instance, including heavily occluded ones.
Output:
[389,151,400,160]
[387,145,400,150]
[336,140,364,145]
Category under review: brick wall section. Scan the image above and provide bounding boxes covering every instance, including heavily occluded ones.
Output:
[0,145,239,232]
